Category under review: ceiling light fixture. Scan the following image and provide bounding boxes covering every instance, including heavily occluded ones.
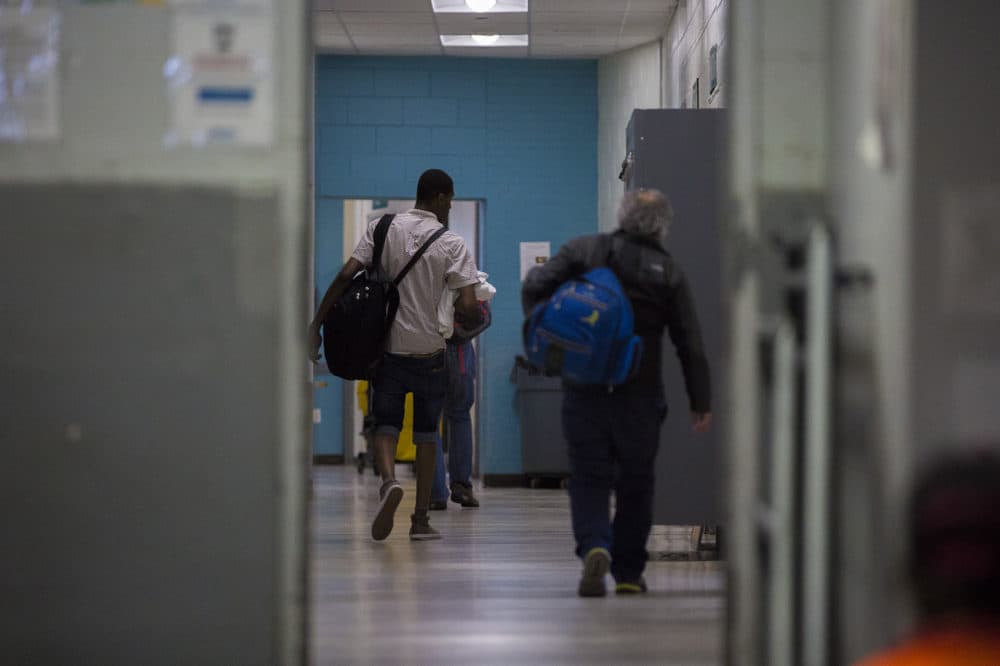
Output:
[465,0,497,11]
[471,33,500,45]
[431,0,527,14]
[440,34,529,47]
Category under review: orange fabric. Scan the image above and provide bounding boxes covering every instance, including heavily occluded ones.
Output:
[855,628,1000,666]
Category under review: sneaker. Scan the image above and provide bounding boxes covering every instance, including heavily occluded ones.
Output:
[577,547,611,597]
[450,484,480,508]
[371,480,403,542]
[409,513,442,541]
[615,577,648,595]
[429,499,448,511]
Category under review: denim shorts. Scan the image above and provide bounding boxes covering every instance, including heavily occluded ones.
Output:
[372,351,447,444]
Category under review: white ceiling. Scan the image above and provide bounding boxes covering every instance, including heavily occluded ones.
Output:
[314,0,679,59]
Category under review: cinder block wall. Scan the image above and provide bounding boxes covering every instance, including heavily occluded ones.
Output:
[314,56,598,474]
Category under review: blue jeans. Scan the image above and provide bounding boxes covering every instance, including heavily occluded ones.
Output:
[562,387,667,583]
[432,342,476,501]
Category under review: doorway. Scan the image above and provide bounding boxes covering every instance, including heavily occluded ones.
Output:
[313,197,485,479]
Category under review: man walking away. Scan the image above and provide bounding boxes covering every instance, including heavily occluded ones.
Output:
[309,169,482,541]
[522,189,712,596]
[431,271,495,510]
[431,338,480,510]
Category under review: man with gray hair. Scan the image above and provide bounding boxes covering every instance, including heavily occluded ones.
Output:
[522,188,712,597]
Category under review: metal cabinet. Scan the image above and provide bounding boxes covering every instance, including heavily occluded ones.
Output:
[625,109,727,525]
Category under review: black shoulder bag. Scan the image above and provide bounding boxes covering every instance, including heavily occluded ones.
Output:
[323,215,446,380]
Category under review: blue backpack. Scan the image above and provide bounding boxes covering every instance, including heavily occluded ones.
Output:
[523,266,643,386]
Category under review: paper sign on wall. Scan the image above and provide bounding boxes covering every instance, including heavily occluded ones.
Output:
[0,7,60,142]
[165,11,274,147]
[520,242,550,282]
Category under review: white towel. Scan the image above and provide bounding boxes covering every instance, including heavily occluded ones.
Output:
[438,271,496,338]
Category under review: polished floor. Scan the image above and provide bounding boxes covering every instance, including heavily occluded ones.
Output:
[310,465,725,665]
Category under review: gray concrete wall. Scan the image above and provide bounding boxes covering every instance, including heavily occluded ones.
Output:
[0,5,309,664]
[828,0,916,659]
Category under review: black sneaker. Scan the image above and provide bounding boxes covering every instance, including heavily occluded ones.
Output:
[450,484,480,508]
[371,480,403,542]
[578,547,611,597]
[614,577,648,595]
[409,513,442,541]
[429,499,448,511]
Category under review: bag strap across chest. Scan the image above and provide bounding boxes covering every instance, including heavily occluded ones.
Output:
[371,214,394,275]
[370,213,447,286]
[587,232,624,274]
[393,226,447,286]
[590,232,668,288]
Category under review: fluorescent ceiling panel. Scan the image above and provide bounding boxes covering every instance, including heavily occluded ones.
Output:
[440,33,529,47]
[444,47,530,58]
[432,0,528,13]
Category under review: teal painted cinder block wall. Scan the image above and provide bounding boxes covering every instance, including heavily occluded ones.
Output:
[313,198,344,457]
[314,56,598,474]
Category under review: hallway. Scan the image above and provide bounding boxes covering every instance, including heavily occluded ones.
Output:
[310,466,725,664]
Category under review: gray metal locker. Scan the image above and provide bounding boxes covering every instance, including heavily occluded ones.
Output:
[624,108,727,526]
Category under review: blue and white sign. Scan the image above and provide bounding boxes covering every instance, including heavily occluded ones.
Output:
[165,11,274,147]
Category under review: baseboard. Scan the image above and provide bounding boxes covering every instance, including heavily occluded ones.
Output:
[482,473,528,487]
[313,454,345,465]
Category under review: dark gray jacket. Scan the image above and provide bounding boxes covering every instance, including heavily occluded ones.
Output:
[521,231,710,412]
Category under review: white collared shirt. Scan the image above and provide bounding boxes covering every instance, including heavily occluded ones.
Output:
[351,209,479,354]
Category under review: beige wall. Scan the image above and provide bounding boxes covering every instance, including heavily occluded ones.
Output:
[597,41,663,232]
[596,1,733,233]
[665,0,729,109]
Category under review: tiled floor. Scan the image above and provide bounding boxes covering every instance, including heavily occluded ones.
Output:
[310,465,725,665]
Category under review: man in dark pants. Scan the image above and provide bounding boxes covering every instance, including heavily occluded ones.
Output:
[522,189,712,597]
[431,338,480,510]
[309,169,482,542]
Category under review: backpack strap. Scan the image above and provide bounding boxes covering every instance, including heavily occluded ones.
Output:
[392,226,447,286]
[371,214,395,271]
[598,231,664,274]
[590,232,623,270]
